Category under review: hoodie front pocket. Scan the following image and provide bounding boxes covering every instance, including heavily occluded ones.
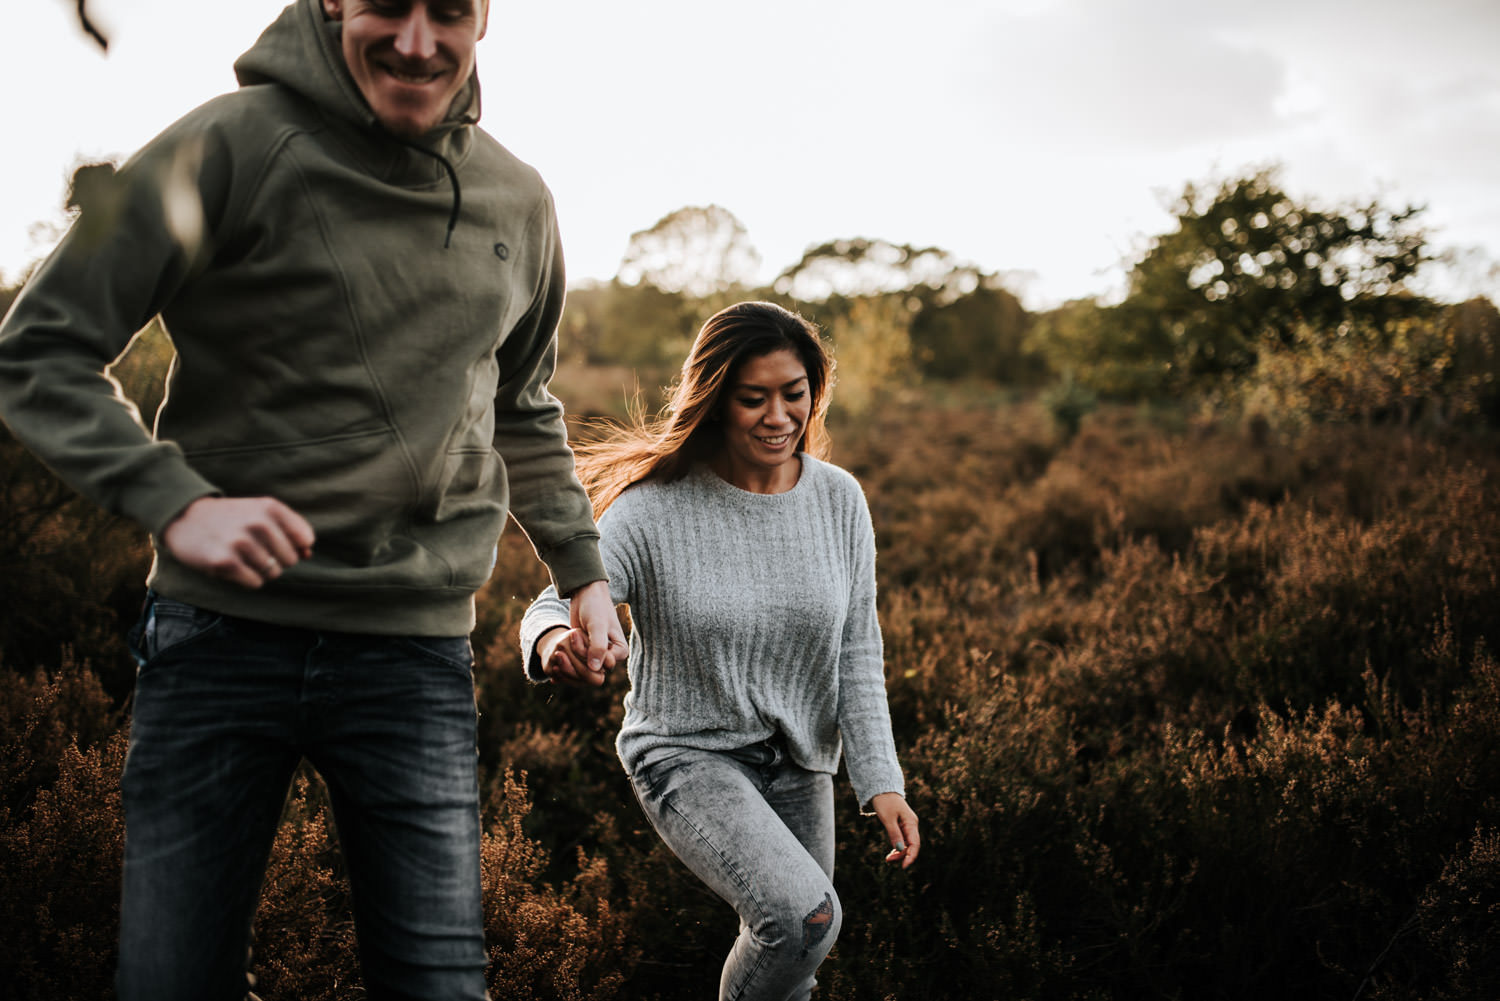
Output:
[184,427,415,569]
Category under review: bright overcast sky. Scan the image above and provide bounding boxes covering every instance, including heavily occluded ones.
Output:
[3,0,1497,309]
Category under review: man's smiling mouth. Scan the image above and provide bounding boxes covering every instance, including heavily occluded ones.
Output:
[384,66,444,85]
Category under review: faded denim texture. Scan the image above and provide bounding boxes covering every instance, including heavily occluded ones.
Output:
[118,596,489,1001]
[630,739,842,1001]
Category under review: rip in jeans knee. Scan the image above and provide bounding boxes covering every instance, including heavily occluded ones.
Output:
[798,892,836,958]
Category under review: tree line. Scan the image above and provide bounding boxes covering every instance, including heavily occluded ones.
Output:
[10,161,1497,433]
[560,169,1499,434]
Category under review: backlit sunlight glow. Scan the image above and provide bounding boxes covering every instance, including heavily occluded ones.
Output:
[0,0,1496,309]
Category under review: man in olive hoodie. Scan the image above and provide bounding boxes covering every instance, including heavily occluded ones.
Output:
[0,1,626,998]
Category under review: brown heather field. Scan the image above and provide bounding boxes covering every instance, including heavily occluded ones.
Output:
[2,384,1498,1000]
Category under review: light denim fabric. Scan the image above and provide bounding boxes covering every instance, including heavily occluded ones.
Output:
[118,595,490,1001]
[630,739,842,1001]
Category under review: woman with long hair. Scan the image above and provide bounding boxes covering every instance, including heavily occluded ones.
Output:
[520,300,919,1000]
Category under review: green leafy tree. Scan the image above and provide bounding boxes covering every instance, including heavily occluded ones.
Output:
[616,205,762,301]
[1028,297,1177,399]
[826,296,915,416]
[1040,169,1436,397]
[773,238,979,302]
[774,238,1038,384]
[1445,296,1500,422]
[1238,315,1479,428]
[911,280,1044,384]
[558,280,697,373]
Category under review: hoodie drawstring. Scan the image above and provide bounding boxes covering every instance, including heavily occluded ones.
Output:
[394,137,462,249]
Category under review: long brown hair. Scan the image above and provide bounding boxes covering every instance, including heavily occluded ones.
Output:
[575,301,835,515]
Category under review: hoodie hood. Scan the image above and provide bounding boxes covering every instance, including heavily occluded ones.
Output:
[234,0,480,247]
[233,0,481,140]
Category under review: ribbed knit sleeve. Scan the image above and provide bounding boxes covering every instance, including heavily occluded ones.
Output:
[518,457,905,810]
[518,504,633,682]
[832,485,906,809]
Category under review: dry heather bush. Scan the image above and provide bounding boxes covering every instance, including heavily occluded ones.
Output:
[1201,462,1499,708]
[1031,544,1243,755]
[1371,824,1500,1000]
[1,658,121,811]
[0,731,126,1000]
[0,432,150,696]
[0,662,126,999]
[838,678,1089,997]
[1146,642,1500,997]
[473,545,629,876]
[482,771,633,1001]
[6,391,1500,999]
[855,621,1498,998]
[833,401,1058,586]
[249,772,360,1000]
[812,403,1500,998]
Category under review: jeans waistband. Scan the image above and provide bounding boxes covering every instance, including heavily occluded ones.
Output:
[734,732,787,769]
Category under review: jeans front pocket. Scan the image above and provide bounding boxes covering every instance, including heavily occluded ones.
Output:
[393,635,475,676]
[133,594,225,669]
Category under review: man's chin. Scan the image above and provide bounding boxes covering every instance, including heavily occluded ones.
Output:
[376,111,440,141]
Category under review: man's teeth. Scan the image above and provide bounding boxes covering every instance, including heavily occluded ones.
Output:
[390,68,439,84]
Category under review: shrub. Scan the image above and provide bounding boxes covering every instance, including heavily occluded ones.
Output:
[0,732,126,1000]
[4,387,1500,999]
[481,771,634,1001]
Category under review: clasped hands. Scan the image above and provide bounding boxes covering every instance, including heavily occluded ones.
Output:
[536,579,629,686]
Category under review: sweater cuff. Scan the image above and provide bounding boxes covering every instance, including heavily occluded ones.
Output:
[522,621,569,682]
[851,767,907,815]
[519,586,572,684]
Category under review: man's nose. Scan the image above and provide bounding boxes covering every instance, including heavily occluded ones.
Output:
[393,8,438,60]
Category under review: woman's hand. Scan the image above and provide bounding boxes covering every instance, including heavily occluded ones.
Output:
[536,582,628,687]
[871,792,920,869]
[537,625,614,687]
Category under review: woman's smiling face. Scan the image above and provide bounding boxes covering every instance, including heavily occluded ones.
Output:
[713,349,810,493]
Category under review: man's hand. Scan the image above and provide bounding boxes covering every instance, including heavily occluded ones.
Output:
[871,792,921,869]
[161,496,315,590]
[539,580,627,687]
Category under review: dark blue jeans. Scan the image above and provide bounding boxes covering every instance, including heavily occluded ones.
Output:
[117,595,490,1001]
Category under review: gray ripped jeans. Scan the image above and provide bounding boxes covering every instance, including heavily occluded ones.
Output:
[629,738,841,1001]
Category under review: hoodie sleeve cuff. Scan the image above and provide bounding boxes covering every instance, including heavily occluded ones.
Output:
[127,463,224,540]
[542,535,607,598]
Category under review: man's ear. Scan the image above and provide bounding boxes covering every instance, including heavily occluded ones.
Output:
[477,0,490,40]
[322,0,344,20]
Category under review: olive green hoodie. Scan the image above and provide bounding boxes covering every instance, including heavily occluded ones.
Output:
[0,0,605,635]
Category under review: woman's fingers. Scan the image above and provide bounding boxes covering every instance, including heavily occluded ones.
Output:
[872,792,920,868]
[544,629,607,687]
[895,812,921,868]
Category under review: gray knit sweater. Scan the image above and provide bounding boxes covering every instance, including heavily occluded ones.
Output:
[520,456,905,809]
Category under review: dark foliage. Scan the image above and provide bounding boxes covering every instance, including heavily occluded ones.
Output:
[3,386,1497,999]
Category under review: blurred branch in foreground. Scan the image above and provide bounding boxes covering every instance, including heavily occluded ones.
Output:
[77,0,109,51]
